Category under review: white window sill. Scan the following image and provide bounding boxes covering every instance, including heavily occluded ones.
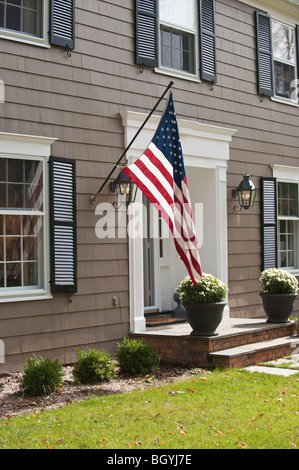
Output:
[271,96,299,107]
[0,30,50,48]
[0,292,53,303]
[154,66,200,83]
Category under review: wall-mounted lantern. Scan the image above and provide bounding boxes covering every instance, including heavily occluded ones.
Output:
[110,170,137,208]
[232,174,256,210]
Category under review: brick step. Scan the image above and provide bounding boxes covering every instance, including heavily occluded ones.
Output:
[209,336,299,368]
[131,319,298,369]
[205,321,296,353]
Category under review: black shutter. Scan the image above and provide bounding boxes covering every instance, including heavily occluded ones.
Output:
[261,177,277,271]
[256,11,274,96]
[49,156,77,294]
[199,0,217,83]
[136,0,158,67]
[50,0,75,50]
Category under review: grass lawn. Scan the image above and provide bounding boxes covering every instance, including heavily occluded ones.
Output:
[0,368,298,450]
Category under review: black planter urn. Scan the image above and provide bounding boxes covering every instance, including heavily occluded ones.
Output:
[259,292,298,323]
[183,302,226,336]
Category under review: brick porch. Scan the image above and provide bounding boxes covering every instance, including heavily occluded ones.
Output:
[130,318,298,369]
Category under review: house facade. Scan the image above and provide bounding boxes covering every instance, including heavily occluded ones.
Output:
[0,0,299,373]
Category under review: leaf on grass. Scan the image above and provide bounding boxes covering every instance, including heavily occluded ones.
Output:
[250,413,264,422]
[238,442,248,448]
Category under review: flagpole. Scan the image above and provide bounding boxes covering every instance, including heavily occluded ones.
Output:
[90,80,174,203]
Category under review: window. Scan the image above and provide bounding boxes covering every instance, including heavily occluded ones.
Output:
[272,20,296,100]
[0,157,45,290]
[256,11,298,103]
[0,0,44,38]
[159,0,197,76]
[0,133,77,302]
[0,0,75,49]
[261,170,299,274]
[277,182,299,269]
[136,0,217,82]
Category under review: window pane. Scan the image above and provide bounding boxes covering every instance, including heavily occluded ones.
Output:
[23,261,38,286]
[0,264,4,287]
[274,61,296,99]
[0,158,6,181]
[8,183,24,208]
[172,45,181,70]
[24,0,37,9]
[8,159,23,182]
[0,3,4,28]
[6,215,21,235]
[161,28,171,46]
[6,5,21,31]
[6,263,21,287]
[0,238,3,262]
[272,21,295,63]
[288,234,294,250]
[23,8,37,36]
[6,237,21,261]
[23,236,38,261]
[0,184,6,207]
[288,251,295,267]
[278,182,298,216]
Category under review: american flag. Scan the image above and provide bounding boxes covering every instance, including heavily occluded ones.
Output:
[122,92,202,284]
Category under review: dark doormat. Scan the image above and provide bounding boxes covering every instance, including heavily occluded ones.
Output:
[146,316,187,327]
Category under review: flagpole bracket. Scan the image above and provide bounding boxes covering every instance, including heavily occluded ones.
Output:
[89,81,174,205]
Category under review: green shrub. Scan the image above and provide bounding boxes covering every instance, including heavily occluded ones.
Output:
[117,337,159,375]
[72,348,117,384]
[20,354,64,396]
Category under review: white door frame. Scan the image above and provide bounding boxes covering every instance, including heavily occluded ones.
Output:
[120,111,237,333]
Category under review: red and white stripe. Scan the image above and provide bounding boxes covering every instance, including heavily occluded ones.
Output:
[123,141,202,283]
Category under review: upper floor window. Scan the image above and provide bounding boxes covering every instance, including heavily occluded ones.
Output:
[0,0,44,38]
[272,20,296,101]
[159,0,197,76]
[136,0,217,83]
[0,0,75,49]
[256,11,298,104]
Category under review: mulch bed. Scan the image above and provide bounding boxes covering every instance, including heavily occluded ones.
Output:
[0,364,208,420]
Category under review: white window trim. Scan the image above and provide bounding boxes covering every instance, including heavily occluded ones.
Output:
[0,132,57,303]
[272,164,299,275]
[155,0,200,82]
[0,0,50,48]
[271,17,298,106]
